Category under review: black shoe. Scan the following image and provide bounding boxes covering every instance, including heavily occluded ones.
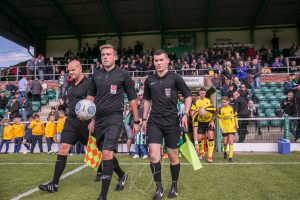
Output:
[168,181,178,198]
[223,152,228,159]
[115,173,128,191]
[95,173,102,182]
[38,181,58,193]
[228,158,234,162]
[153,185,164,200]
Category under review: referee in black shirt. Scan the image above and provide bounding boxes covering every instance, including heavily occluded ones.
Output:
[86,44,140,200]
[38,60,91,192]
[142,50,192,199]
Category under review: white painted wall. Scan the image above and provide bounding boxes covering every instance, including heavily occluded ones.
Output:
[208,30,251,47]
[121,34,161,51]
[81,36,119,49]
[46,39,78,57]
[196,32,205,49]
[45,28,298,57]
[254,28,298,49]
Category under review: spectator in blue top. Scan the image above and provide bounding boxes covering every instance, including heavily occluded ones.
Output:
[283,74,294,94]
[237,60,249,86]
[250,59,261,93]
[18,75,28,98]
[26,57,36,77]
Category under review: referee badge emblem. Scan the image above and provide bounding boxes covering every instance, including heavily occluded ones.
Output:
[165,88,171,98]
[110,85,117,94]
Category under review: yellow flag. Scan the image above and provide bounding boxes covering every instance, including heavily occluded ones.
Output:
[180,134,202,170]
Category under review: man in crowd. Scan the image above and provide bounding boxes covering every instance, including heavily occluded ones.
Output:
[232,91,249,143]
[18,75,28,98]
[281,90,300,142]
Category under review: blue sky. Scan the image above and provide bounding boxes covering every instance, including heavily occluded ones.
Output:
[0,36,34,68]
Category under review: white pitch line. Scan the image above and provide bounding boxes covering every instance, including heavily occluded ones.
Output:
[2,162,300,166]
[0,162,83,165]
[10,164,87,200]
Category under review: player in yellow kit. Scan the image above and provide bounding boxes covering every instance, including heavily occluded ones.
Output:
[218,96,238,162]
[56,111,66,145]
[0,119,14,153]
[13,118,25,154]
[191,88,216,163]
[29,114,45,153]
[45,114,56,154]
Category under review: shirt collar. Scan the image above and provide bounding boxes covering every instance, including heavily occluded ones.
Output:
[73,76,87,87]
[155,71,170,79]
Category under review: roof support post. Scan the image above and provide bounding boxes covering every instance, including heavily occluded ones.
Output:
[205,0,213,48]
[100,0,121,35]
[250,0,270,45]
[155,0,164,48]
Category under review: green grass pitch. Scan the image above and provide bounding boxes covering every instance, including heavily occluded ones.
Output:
[1,153,300,200]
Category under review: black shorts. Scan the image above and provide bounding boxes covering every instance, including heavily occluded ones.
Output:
[198,122,214,134]
[222,132,235,137]
[60,117,90,145]
[147,120,181,149]
[92,115,123,151]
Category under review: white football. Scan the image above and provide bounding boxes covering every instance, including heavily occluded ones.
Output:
[75,99,96,120]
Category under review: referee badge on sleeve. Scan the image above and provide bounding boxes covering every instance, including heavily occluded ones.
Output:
[165,88,171,98]
[110,85,117,94]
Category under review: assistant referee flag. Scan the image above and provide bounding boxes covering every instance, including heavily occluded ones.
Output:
[180,134,202,170]
[85,136,102,169]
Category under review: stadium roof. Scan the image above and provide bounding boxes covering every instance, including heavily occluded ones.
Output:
[0,0,299,48]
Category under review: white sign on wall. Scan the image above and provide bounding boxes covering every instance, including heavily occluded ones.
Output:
[183,77,204,87]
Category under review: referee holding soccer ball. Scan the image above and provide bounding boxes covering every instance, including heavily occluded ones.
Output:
[86,44,140,200]
[38,60,91,193]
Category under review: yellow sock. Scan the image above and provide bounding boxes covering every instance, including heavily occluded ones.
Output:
[207,139,215,158]
[223,144,228,153]
[199,140,205,154]
[229,144,234,158]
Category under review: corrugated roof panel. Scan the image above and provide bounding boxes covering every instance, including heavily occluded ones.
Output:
[162,0,206,29]
[110,0,158,32]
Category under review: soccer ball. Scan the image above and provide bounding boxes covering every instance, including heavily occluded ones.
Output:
[75,99,96,120]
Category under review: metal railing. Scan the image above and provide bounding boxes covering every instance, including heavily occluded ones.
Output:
[1,65,300,81]
[215,115,297,152]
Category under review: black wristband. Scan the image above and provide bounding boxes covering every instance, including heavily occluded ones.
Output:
[134,120,140,124]
[142,118,147,121]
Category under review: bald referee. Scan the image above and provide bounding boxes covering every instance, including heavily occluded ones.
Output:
[142,49,192,199]
[86,44,140,200]
[38,60,91,192]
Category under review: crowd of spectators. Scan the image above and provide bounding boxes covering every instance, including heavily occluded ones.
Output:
[1,42,300,150]
[1,42,300,82]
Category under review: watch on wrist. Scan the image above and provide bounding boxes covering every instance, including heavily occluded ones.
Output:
[183,113,189,117]
[134,120,141,124]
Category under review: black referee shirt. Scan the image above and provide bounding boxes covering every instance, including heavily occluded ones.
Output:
[67,76,90,117]
[87,67,137,117]
[144,71,191,126]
